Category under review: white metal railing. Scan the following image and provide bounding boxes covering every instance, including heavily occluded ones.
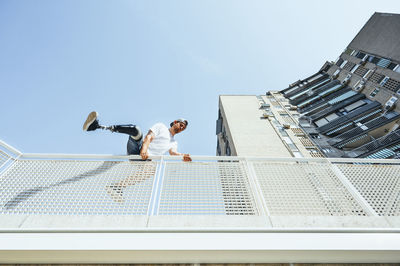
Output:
[2,140,400,263]
[1,140,400,229]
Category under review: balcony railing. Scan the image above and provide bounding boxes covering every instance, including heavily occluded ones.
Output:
[1,139,400,263]
[1,139,400,223]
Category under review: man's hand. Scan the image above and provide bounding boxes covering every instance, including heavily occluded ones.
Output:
[140,130,154,161]
[183,154,192,162]
[169,149,191,162]
[140,150,149,160]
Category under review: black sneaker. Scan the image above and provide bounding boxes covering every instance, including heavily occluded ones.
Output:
[83,111,100,131]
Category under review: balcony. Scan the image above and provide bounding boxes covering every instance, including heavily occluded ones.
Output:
[330,112,400,149]
[317,100,381,135]
[346,129,400,158]
[0,140,400,263]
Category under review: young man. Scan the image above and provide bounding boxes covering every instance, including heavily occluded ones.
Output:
[82,111,191,161]
[82,111,191,202]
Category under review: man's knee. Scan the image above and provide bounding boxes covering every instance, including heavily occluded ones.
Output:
[127,136,142,156]
[130,125,142,141]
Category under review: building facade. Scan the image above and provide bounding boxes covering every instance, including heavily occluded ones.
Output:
[217,12,400,159]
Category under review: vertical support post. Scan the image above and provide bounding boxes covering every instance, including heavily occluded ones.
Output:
[147,156,164,216]
[153,156,167,215]
[244,159,270,217]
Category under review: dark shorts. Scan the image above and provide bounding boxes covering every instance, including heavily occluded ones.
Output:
[127,136,143,155]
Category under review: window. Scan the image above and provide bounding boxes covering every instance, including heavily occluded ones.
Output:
[340,60,347,68]
[225,140,231,156]
[344,100,366,112]
[335,57,344,66]
[216,119,223,135]
[367,55,374,62]
[387,63,398,71]
[221,126,226,141]
[278,127,289,137]
[315,118,329,127]
[377,58,391,68]
[327,91,357,105]
[369,56,381,64]
[310,133,320,139]
[355,51,366,59]
[325,113,339,121]
[344,48,353,55]
[332,69,340,79]
[370,88,380,98]
[380,76,390,86]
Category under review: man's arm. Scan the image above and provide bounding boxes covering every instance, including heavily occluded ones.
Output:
[169,149,192,162]
[140,130,155,160]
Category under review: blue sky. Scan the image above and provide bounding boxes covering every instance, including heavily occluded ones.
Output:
[1,0,400,156]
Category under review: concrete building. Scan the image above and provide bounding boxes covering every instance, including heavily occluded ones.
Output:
[217,94,323,158]
[217,12,400,159]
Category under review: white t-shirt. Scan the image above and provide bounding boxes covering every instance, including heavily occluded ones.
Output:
[147,123,178,156]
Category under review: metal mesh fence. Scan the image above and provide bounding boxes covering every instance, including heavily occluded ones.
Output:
[0,159,156,215]
[336,163,400,216]
[158,161,257,215]
[0,144,400,218]
[251,161,367,216]
[0,150,10,169]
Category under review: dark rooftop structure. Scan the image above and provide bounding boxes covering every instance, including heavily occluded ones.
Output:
[349,13,400,63]
[280,12,400,159]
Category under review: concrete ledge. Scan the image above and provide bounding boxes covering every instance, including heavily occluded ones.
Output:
[1,215,398,230]
[11,215,148,229]
[147,215,271,228]
[269,216,391,228]
[385,216,400,227]
[0,215,28,228]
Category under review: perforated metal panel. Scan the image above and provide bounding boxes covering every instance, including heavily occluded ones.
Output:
[354,65,369,77]
[1,141,400,220]
[369,72,385,84]
[300,137,315,148]
[343,62,356,71]
[309,150,325,158]
[158,161,257,215]
[383,78,400,92]
[0,159,156,215]
[251,161,367,216]
[290,128,305,136]
[336,163,400,216]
